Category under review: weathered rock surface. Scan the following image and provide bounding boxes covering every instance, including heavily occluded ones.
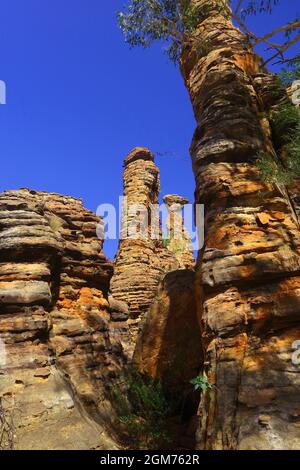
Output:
[0,189,120,450]
[134,269,202,391]
[180,0,300,450]
[163,195,195,269]
[133,268,203,450]
[110,148,194,358]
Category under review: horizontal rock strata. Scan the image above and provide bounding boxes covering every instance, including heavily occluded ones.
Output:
[180,0,300,450]
[0,189,120,450]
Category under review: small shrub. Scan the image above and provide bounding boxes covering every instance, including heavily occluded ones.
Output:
[258,62,300,186]
[162,229,187,253]
[270,102,300,147]
[163,237,171,248]
[286,130,300,174]
[256,151,293,186]
[259,62,300,186]
[111,368,172,449]
[280,58,300,86]
[265,76,286,102]
[190,373,212,392]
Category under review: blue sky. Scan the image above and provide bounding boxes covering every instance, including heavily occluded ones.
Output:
[0,0,299,259]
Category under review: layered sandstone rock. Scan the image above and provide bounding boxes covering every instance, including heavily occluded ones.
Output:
[110,148,194,358]
[180,0,300,450]
[0,189,120,450]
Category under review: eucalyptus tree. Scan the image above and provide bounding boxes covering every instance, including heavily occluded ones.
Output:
[118,1,300,65]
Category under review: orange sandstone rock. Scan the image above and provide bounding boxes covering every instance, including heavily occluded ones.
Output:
[0,188,119,450]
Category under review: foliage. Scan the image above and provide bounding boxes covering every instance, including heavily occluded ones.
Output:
[287,131,300,175]
[264,76,286,102]
[163,229,188,253]
[111,368,172,449]
[118,1,300,65]
[256,106,300,185]
[270,102,300,145]
[237,0,281,18]
[163,234,171,248]
[256,151,293,186]
[257,60,300,186]
[280,58,300,85]
[117,0,219,62]
[163,229,175,249]
[190,373,212,392]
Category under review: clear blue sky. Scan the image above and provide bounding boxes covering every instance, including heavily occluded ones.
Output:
[0,0,298,259]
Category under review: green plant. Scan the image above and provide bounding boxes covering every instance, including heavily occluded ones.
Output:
[163,229,187,253]
[112,369,172,449]
[270,102,300,147]
[287,131,300,174]
[163,228,173,248]
[118,1,300,66]
[163,237,171,248]
[190,373,212,392]
[256,151,293,186]
[264,76,286,102]
[257,62,300,186]
[117,0,221,63]
[280,57,300,85]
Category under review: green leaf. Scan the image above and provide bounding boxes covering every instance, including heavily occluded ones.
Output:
[190,373,213,392]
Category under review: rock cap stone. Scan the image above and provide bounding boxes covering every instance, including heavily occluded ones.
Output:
[163,194,189,208]
[124,147,154,167]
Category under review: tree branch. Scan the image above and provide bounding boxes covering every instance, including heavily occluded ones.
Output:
[264,32,300,65]
[252,21,300,46]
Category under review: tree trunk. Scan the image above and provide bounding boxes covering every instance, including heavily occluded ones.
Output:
[180,1,300,450]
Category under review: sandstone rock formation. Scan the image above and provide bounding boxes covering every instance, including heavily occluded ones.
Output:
[0,155,196,449]
[179,0,300,450]
[3,2,299,447]
[133,268,202,450]
[134,269,202,391]
[110,148,194,358]
[0,189,120,450]
[163,195,195,269]
[133,195,199,409]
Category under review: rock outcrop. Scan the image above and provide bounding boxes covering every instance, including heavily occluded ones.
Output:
[180,0,300,450]
[0,189,120,450]
[163,195,195,269]
[133,195,198,395]
[134,269,202,391]
[133,268,202,450]
[3,2,299,449]
[110,148,194,358]
[0,156,196,449]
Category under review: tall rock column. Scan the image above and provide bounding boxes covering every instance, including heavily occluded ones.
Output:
[180,0,300,450]
[163,194,195,269]
[109,148,179,358]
